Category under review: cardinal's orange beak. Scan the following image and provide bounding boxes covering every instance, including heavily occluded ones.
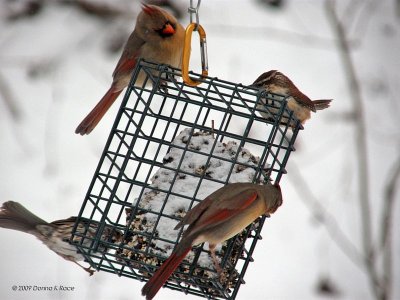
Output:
[162,23,175,35]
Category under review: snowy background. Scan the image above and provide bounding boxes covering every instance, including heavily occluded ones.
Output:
[0,0,399,300]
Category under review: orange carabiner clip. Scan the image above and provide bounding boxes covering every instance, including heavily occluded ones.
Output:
[182,23,208,86]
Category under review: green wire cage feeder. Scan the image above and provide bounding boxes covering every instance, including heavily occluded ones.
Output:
[71,58,301,299]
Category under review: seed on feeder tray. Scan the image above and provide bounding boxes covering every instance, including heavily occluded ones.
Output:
[120,128,271,294]
[235,164,247,173]
[195,165,207,175]
[175,209,186,219]
[163,156,174,164]
[181,135,189,144]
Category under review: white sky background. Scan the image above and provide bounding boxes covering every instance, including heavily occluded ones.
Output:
[0,0,399,300]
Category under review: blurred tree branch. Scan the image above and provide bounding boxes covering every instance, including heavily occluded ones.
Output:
[0,71,21,121]
[3,1,184,55]
[5,0,43,21]
[5,0,129,21]
[343,0,378,42]
[288,162,364,269]
[381,155,400,251]
[60,0,127,19]
[380,153,400,298]
[325,0,373,264]
[323,1,395,299]
[4,0,184,21]
[397,0,400,18]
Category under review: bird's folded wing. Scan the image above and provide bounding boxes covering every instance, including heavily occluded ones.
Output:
[175,189,258,230]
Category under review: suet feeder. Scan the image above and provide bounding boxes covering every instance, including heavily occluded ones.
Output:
[71,58,301,299]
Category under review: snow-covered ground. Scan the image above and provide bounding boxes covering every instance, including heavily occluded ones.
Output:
[0,1,399,300]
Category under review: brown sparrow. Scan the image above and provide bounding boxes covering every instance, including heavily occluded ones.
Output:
[250,70,332,126]
[0,201,122,275]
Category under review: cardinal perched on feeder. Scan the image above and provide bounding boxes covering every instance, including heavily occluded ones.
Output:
[75,5,185,135]
[251,70,332,126]
[141,182,283,300]
[0,201,122,275]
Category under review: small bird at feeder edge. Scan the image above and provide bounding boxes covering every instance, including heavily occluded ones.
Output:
[250,70,332,126]
[0,201,123,275]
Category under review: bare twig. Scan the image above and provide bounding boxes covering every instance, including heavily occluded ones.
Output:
[380,154,400,250]
[343,0,363,29]
[288,162,364,269]
[326,0,372,267]
[350,0,378,45]
[325,1,388,299]
[5,0,43,21]
[61,0,128,19]
[380,153,400,299]
[4,0,131,21]
[0,71,21,121]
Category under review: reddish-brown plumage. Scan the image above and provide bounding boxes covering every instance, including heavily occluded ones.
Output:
[142,4,158,15]
[75,5,184,135]
[198,191,258,228]
[141,182,282,299]
[75,86,122,135]
[141,248,191,300]
[112,56,138,79]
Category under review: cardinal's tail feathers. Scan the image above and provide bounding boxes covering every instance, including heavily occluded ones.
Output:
[75,86,122,135]
[141,247,191,300]
[312,99,332,110]
[0,201,48,233]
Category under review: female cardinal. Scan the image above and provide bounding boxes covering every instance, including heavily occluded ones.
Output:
[141,182,283,300]
[0,201,122,275]
[75,5,185,135]
[250,70,332,126]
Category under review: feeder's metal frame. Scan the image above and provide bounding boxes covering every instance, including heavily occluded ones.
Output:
[71,59,301,299]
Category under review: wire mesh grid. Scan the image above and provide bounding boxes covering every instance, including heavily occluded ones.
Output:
[71,59,302,299]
